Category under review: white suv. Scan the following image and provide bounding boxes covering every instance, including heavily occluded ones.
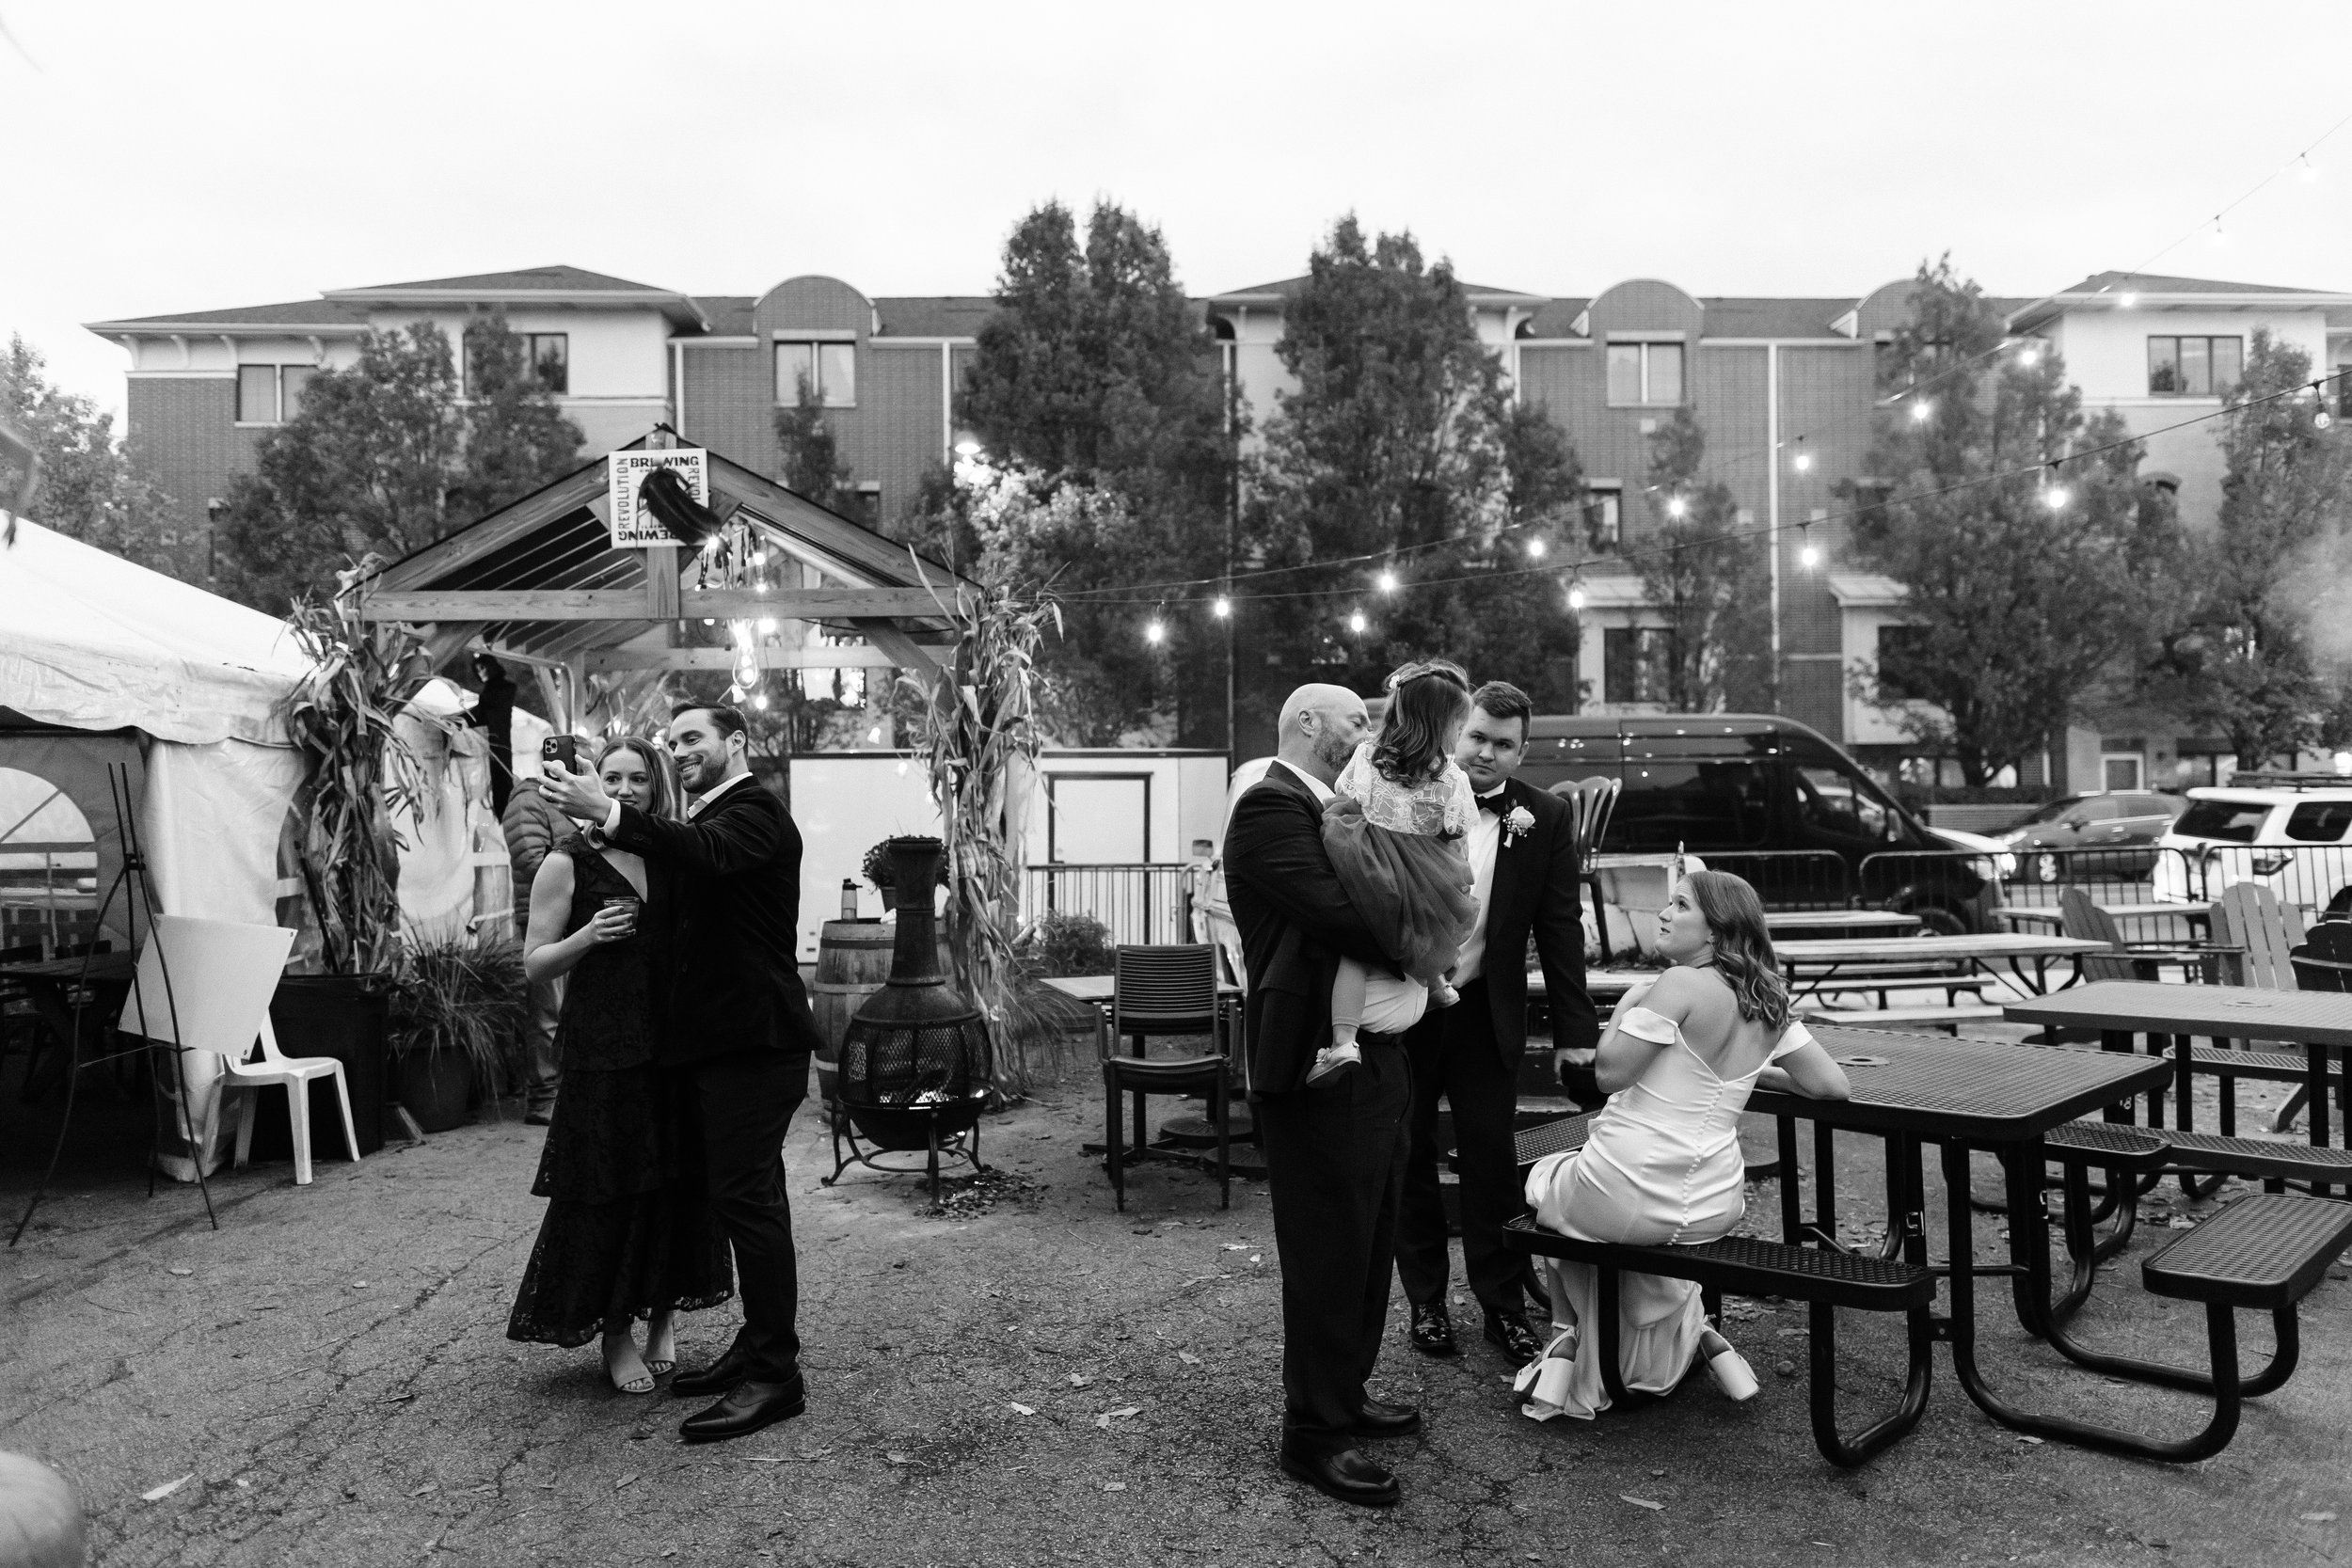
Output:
[2152,774,2352,921]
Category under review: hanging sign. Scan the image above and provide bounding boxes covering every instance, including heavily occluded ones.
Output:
[605,448,709,548]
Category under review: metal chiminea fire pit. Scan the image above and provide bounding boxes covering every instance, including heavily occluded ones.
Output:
[825,836,993,1193]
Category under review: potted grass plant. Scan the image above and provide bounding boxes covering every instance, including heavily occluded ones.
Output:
[387,936,528,1131]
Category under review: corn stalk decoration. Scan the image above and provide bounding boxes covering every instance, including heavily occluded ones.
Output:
[906,561,1058,1094]
[280,558,436,976]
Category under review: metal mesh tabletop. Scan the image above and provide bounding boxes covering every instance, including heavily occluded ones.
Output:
[1748,1026,2169,1140]
[2004,981,2352,1048]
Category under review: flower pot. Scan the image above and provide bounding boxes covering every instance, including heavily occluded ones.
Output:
[245,973,390,1161]
[392,1047,474,1132]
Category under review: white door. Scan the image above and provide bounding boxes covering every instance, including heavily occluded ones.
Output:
[1049,774,1150,863]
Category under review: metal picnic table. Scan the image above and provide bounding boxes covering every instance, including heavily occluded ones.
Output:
[1998,900,2213,935]
[1764,910,1922,935]
[2003,980,2352,1159]
[1751,1026,2190,1459]
[1772,932,2108,1005]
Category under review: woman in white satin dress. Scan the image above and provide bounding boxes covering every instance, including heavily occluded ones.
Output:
[1518,870,1851,1422]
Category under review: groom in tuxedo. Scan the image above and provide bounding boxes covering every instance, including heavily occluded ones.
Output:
[1223,684,1420,1508]
[541,703,819,1444]
[1395,680,1598,1366]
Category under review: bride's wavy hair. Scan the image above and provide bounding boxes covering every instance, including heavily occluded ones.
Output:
[1683,869,1790,1032]
[1371,659,1471,784]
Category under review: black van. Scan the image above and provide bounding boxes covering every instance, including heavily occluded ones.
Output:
[1516,714,2002,933]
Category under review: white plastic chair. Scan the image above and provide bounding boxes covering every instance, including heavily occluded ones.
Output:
[122,916,356,1185]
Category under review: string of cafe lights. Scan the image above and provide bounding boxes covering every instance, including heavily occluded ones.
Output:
[1102,363,2352,643]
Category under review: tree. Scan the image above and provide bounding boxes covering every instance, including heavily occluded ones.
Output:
[773,371,856,515]
[220,313,581,612]
[1635,406,1771,711]
[957,198,1233,745]
[1842,258,2171,785]
[2149,330,2352,766]
[1251,215,1584,714]
[0,334,183,575]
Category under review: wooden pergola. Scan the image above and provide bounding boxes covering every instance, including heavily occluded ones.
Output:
[353,429,972,727]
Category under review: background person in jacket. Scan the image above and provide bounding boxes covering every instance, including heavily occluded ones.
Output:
[503,771,571,1125]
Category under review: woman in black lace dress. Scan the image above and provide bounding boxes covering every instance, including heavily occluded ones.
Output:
[506,736,731,1393]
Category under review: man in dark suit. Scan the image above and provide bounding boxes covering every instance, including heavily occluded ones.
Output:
[1395,680,1598,1366]
[1223,683,1422,1509]
[542,703,818,1444]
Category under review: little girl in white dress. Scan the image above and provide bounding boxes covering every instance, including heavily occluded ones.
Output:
[1517,870,1851,1420]
[1313,662,1484,1085]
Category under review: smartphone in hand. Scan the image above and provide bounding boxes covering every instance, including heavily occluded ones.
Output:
[540,734,580,774]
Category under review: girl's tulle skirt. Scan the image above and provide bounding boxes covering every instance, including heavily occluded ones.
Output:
[1321,797,1480,987]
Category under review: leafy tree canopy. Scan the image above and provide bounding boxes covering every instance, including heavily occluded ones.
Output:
[1637,406,1772,713]
[0,334,182,576]
[1844,257,2177,785]
[220,312,582,612]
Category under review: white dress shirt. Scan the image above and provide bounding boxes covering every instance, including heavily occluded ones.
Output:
[1450,785,1507,986]
[601,764,755,834]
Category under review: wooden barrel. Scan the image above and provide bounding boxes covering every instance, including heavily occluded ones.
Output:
[812,920,895,1104]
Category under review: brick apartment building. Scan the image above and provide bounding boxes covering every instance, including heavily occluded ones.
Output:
[91,264,2352,784]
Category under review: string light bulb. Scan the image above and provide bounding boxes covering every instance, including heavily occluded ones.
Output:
[1526,536,1548,559]
[1665,495,1689,519]
[1790,438,1813,473]
[2301,153,2320,183]
[2041,465,2071,511]
[1375,568,1399,594]
[1347,610,1368,635]
[1144,616,1167,646]
[1910,399,1933,423]
[2211,215,2227,245]
[756,617,776,635]
[1566,581,1587,612]
[2312,382,2334,431]
[2016,342,2042,368]
[1798,523,1820,570]
[1212,594,1232,619]
[2119,292,2138,309]
[753,693,770,711]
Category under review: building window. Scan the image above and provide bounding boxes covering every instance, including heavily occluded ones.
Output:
[1584,484,1622,551]
[2147,336,2243,397]
[520,333,567,394]
[1603,626,1673,704]
[279,365,314,420]
[1875,624,1934,703]
[1606,342,1683,405]
[776,341,856,407]
[236,364,279,424]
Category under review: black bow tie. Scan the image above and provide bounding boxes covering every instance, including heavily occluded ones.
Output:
[1478,791,1509,816]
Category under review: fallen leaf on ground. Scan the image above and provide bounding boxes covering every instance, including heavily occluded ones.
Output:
[2303,1512,2339,1522]
[409,1483,437,1497]
[615,1474,638,1490]
[167,1267,192,1277]
[1107,1406,1139,1418]
[744,1458,786,1465]
[1178,1352,1201,1365]
[885,1452,909,1465]
[1222,1243,1249,1251]
[1009,1402,1036,1416]
[1620,1495,1664,1510]
[142,1475,195,1503]
[2016,1436,2044,1446]
[1104,1481,1127,1491]
[1249,1254,1262,1264]
[1069,1373,1091,1386]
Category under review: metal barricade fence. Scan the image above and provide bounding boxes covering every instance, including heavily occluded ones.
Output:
[1690,849,1854,911]
[1855,848,2009,933]
[1993,844,2181,912]
[1024,863,1197,948]
[2154,843,2352,927]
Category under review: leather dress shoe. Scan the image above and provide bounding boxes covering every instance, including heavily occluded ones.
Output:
[1484,1306,1544,1367]
[1279,1445,1400,1507]
[679,1378,806,1444]
[1352,1400,1422,1440]
[670,1345,754,1398]
[1407,1301,1458,1356]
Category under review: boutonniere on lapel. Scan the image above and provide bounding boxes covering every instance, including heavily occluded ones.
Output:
[1502,805,1535,847]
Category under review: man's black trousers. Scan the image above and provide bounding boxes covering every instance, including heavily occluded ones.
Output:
[685,1049,809,1382]
[1394,977,1527,1314]
[1256,1034,1410,1454]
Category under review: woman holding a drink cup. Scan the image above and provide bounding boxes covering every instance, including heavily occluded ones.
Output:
[506,736,732,1394]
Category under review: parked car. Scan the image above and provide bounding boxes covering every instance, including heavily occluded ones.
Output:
[1993,791,2186,884]
[1518,714,2004,933]
[2152,775,2352,919]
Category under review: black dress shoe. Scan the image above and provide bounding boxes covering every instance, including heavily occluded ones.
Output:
[1408,1301,1458,1357]
[679,1378,806,1444]
[1351,1400,1422,1439]
[1484,1306,1543,1367]
[670,1345,754,1398]
[1278,1446,1400,1507]
[523,1107,552,1127]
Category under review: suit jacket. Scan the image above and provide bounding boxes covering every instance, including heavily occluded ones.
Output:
[1222,764,1398,1098]
[1470,776,1600,1062]
[609,778,820,1064]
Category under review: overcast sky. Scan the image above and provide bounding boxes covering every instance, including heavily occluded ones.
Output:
[8,0,2351,419]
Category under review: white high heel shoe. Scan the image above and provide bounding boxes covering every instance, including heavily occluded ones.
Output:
[1705,1341,1760,1402]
